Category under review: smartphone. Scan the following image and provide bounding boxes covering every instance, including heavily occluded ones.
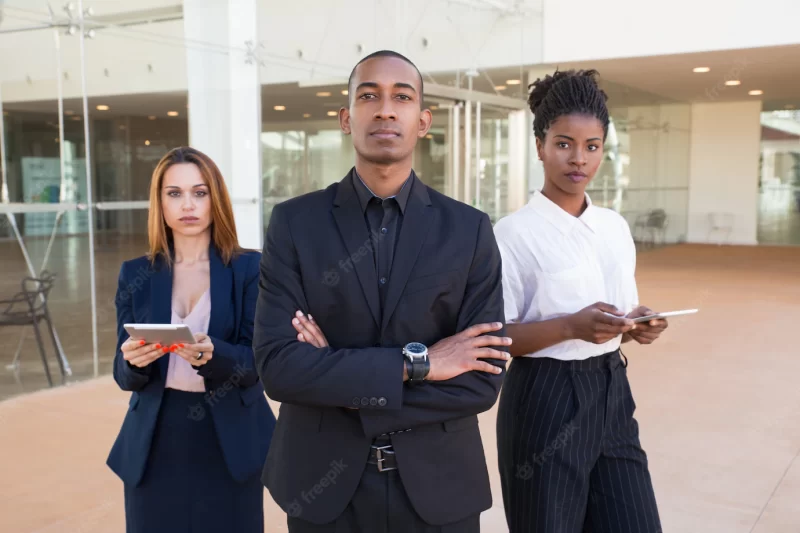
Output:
[123,324,197,345]
[631,309,699,323]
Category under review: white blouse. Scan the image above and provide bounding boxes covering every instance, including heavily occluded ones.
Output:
[165,288,210,392]
[494,190,639,361]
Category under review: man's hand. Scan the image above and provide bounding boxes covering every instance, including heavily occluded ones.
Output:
[292,313,510,382]
[625,305,668,345]
[566,302,636,344]
[292,311,329,348]
[426,322,511,381]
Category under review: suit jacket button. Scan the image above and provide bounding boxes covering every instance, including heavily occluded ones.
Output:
[352,397,360,406]
[360,397,370,407]
[378,397,387,407]
[369,397,378,406]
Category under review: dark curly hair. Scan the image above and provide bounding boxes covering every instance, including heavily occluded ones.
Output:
[528,69,609,141]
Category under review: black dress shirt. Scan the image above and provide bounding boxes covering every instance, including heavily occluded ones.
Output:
[352,171,413,317]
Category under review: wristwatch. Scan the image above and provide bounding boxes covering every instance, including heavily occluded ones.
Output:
[403,342,430,384]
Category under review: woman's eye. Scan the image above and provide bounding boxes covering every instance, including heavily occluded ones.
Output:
[588,145,599,151]
[168,191,181,198]
[557,142,569,149]
[196,191,208,197]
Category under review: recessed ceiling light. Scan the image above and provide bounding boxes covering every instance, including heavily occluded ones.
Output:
[167,111,179,116]
[274,105,286,111]
[96,104,109,111]
[71,116,81,121]
[495,85,507,91]
[692,67,711,73]
[341,90,348,96]
[148,115,156,120]
[725,80,741,86]
[303,113,311,118]
[64,110,74,115]
[327,111,338,117]
[506,79,521,85]
[425,134,433,139]
[145,140,150,146]
[430,105,439,111]
[748,90,763,96]
[317,91,332,97]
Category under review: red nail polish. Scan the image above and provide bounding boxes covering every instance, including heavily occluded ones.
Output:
[170,344,177,351]
[139,340,145,346]
[154,343,161,349]
[162,347,169,353]
[179,343,184,348]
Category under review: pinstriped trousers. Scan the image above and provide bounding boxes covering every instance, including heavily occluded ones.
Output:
[497,351,662,533]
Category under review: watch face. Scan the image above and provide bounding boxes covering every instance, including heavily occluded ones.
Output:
[405,342,427,355]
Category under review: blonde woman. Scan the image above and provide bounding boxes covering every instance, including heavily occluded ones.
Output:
[107,147,275,533]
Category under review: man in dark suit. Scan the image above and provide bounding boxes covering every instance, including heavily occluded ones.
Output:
[253,50,511,532]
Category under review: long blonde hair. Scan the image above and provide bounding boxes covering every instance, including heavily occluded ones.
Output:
[147,146,241,266]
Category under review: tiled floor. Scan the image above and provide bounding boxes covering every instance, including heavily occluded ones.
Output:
[1,243,799,532]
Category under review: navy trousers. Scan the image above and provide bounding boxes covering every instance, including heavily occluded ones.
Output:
[497,351,661,533]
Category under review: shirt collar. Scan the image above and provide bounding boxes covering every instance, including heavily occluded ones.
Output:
[529,190,598,235]
[352,170,413,214]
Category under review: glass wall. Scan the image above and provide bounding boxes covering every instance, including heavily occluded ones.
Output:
[588,100,692,246]
[0,2,225,398]
[758,109,800,246]
[0,2,94,397]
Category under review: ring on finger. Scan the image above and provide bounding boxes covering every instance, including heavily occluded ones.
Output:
[196,351,204,360]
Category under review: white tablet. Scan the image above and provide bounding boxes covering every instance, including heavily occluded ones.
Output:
[124,324,197,345]
[632,309,699,323]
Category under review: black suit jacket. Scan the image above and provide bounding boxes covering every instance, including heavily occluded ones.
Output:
[107,247,275,486]
[253,170,506,526]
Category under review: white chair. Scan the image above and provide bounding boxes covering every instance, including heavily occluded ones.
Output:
[707,213,734,245]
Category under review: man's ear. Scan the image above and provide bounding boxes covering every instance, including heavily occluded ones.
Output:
[339,108,351,135]
[417,108,433,138]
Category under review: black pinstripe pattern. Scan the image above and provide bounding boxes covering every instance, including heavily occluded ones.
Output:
[497,351,661,533]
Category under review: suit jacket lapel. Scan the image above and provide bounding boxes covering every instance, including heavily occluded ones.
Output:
[149,255,172,381]
[381,174,435,333]
[208,244,231,340]
[332,170,381,330]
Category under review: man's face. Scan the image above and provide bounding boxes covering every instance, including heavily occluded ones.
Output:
[340,56,432,165]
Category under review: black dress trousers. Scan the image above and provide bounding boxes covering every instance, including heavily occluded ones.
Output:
[497,350,661,533]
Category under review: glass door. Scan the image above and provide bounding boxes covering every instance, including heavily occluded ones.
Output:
[416,95,527,224]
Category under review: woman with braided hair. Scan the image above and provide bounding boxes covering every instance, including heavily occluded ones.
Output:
[495,69,667,532]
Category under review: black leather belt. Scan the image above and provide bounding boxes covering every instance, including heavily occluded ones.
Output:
[367,443,398,472]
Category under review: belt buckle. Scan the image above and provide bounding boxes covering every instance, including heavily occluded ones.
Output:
[373,444,396,472]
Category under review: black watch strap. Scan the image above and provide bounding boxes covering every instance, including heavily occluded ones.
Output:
[407,357,430,384]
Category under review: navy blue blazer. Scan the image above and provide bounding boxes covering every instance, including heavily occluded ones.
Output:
[107,245,275,486]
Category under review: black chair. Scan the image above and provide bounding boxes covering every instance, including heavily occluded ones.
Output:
[0,272,64,387]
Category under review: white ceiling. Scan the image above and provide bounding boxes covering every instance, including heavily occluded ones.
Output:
[544,44,800,111]
[5,43,799,124]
